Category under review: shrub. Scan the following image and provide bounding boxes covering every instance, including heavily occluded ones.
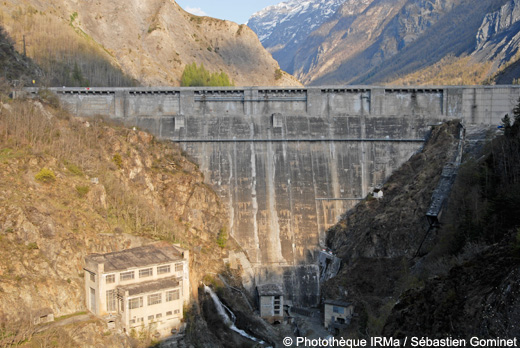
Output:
[35,168,56,183]
[217,227,228,248]
[181,63,234,87]
[65,161,83,176]
[27,242,38,250]
[113,153,123,169]
[76,185,89,198]
[37,88,60,108]
[274,68,283,80]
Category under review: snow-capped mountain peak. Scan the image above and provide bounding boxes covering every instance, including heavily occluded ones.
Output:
[248,0,346,44]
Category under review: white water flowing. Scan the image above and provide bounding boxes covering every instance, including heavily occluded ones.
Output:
[204,285,266,345]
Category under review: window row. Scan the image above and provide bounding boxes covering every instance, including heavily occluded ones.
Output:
[127,290,180,309]
[129,310,180,325]
[105,263,184,283]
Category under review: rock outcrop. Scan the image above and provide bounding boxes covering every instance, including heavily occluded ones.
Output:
[474,0,520,70]
[250,0,520,85]
[247,0,347,73]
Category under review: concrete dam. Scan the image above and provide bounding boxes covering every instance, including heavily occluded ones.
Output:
[31,85,520,306]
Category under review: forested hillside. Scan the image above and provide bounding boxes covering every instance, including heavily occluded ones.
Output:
[0,25,41,86]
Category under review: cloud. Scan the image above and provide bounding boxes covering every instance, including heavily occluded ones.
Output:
[185,7,208,16]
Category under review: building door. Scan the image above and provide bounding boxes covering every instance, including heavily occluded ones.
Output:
[90,287,96,313]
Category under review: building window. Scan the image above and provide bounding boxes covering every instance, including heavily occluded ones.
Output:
[148,315,154,321]
[148,293,162,306]
[129,297,143,309]
[139,268,153,278]
[89,272,96,282]
[166,311,173,316]
[106,290,117,312]
[332,306,345,314]
[157,265,171,275]
[120,271,135,281]
[106,274,115,284]
[174,309,180,314]
[156,313,162,319]
[166,290,180,302]
[129,319,136,325]
[138,317,143,322]
[175,263,183,272]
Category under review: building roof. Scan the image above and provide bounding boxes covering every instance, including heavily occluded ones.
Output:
[33,308,54,317]
[85,242,184,272]
[257,283,283,296]
[324,299,353,307]
[118,276,180,296]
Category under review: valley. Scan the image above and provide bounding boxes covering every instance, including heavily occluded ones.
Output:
[1,0,520,347]
[249,0,520,86]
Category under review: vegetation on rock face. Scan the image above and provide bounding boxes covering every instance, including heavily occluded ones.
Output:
[0,87,231,346]
[324,121,463,338]
[325,114,520,339]
[217,227,228,248]
[0,25,42,86]
[181,62,234,87]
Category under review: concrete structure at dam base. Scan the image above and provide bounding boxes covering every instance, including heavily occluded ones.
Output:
[25,85,520,307]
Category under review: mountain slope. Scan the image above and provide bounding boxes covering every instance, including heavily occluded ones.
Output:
[325,118,520,337]
[0,26,42,87]
[0,0,299,87]
[0,94,233,346]
[247,0,347,73]
[324,121,463,336]
[251,0,520,85]
[348,0,514,84]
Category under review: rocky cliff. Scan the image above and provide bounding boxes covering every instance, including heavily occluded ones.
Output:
[250,0,520,85]
[474,0,520,71]
[0,0,300,87]
[324,116,520,338]
[247,0,347,74]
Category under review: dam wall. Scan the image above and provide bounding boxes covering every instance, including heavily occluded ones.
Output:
[28,86,520,306]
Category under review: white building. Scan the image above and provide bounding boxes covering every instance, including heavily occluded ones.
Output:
[324,300,354,334]
[84,242,189,337]
[257,283,284,324]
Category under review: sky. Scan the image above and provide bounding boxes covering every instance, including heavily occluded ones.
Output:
[175,0,282,24]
